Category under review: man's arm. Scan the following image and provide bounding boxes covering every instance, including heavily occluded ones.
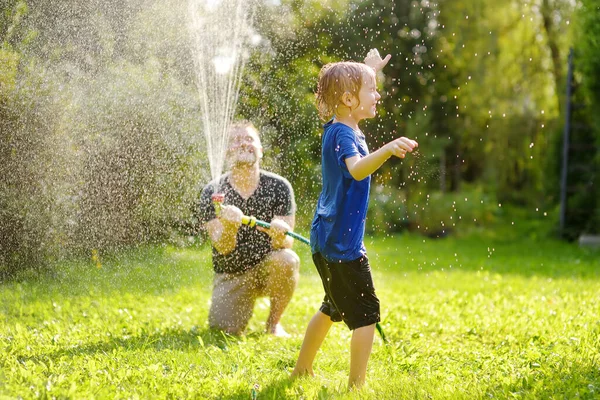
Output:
[205,205,243,255]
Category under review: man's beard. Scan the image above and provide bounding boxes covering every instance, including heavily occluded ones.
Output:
[231,151,258,166]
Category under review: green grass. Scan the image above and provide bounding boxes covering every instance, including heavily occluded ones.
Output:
[1,226,599,399]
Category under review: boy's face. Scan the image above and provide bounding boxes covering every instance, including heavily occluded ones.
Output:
[354,70,380,120]
[227,126,263,166]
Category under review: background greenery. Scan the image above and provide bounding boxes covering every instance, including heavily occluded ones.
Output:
[0,0,598,283]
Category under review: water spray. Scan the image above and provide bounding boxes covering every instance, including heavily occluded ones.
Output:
[211,192,388,343]
[211,193,309,245]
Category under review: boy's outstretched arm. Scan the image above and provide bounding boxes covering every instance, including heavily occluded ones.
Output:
[345,137,418,181]
[364,48,391,72]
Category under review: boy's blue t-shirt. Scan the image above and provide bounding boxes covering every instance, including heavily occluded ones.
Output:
[310,120,370,262]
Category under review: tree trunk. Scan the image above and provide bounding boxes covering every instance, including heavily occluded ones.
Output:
[541,0,564,113]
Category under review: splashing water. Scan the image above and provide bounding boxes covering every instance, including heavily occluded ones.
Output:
[406,150,441,186]
[187,0,256,186]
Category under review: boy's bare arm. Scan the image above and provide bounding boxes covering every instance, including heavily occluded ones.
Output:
[364,49,391,72]
[345,137,418,181]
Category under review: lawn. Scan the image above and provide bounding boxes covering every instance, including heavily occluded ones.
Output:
[1,226,599,399]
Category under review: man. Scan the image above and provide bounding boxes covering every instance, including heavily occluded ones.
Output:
[196,121,300,337]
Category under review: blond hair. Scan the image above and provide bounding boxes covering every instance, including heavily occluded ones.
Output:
[229,120,259,137]
[315,62,374,121]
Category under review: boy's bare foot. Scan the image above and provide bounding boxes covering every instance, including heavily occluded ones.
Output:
[290,366,314,379]
[267,323,291,338]
[348,378,366,390]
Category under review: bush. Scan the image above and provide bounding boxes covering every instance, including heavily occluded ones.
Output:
[68,61,205,252]
[406,186,495,237]
[1,1,209,277]
[574,0,600,235]
[0,61,64,279]
[367,184,409,234]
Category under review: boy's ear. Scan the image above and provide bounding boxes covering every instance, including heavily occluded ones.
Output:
[341,91,356,107]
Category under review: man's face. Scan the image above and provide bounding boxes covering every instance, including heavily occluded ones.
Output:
[227,126,263,166]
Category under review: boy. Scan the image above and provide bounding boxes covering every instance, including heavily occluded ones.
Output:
[291,50,418,388]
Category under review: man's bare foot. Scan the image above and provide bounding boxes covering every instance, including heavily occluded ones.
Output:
[266,323,291,338]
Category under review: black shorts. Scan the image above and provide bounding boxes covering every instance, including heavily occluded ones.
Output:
[312,252,380,330]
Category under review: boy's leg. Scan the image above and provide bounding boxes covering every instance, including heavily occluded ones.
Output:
[348,323,376,389]
[261,249,300,335]
[291,311,333,377]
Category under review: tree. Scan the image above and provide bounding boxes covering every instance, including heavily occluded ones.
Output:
[567,0,600,235]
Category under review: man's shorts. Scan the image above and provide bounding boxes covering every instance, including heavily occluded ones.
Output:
[312,252,380,330]
[208,263,267,333]
[208,249,299,333]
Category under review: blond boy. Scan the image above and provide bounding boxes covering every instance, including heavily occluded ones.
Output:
[291,50,418,388]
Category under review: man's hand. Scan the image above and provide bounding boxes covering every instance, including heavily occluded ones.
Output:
[220,205,243,229]
[364,48,391,72]
[258,218,291,248]
[206,204,243,255]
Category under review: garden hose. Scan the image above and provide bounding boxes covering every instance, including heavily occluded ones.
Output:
[211,193,310,245]
[240,215,310,245]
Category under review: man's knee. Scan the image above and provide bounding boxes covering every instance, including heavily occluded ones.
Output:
[208,299,253,335]
[270,249,300,280]
[208,318,245,335]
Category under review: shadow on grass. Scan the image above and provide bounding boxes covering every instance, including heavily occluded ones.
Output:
[17,327,241,364]
[218,375,329,400]
[219,379,290,400]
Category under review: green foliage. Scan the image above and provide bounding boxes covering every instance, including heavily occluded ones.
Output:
[237,2,340,223]
[406,186,495,237]
[0,58,66,278]
[0,0,228,277]
[1,233,599,398]
[437,0,572,204]
[67,60,204,251]
[239,0,582,233]
[367,184,409,234]
[1,0,598,277]
[0,46,19,93]
[571,0,600,235]
[0,0,205,276]
[0,0,28,46]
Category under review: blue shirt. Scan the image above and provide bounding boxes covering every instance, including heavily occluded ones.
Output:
[310,120,371,262]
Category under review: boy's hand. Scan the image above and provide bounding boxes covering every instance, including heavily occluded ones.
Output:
[364,49,392,72]
[385,137,418,159]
